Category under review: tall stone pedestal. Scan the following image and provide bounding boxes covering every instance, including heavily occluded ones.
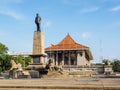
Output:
[32,31,45,64]
[27,31,45,70]
[33,31,44,55]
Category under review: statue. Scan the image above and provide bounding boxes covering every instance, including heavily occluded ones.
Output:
[46,58,63,71]
[35,13,41,31]
[9,60,30,79]
[47,58,55,71]
[10,60,23,71]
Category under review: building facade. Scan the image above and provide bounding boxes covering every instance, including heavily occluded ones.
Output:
[45,34,93,66]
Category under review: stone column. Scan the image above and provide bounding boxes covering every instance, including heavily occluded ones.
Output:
[68,51,71,65]
[82,51,86,65]
[51,53,55,65]
[62,51,64,65]
[56,52,58,65]
[40,57,44,64]
[33,31,44,55]
[32,31,44,64]
[77,51,86,66]
[77,52,80,65]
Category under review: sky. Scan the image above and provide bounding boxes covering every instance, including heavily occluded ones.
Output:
[0,0,120,63]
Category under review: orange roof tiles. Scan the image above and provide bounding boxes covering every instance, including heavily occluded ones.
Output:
[45,34,89,51]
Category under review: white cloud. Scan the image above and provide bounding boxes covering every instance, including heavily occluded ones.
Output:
[109,6,120,12]
[0,8,24,20]
[0,0,24,20]
[46,21,52,27]
[80,7,99,13]
[81,32,90,38]
[43,21,52,28]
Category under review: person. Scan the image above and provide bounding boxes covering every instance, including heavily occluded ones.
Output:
[35,13,41,31]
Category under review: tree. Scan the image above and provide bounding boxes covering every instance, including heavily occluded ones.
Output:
[24,56,31,67]
[0,42,10,72]
[0,43,8,54]
[0,54,12,71]
[111,59,120,72]
[12,55,31,67]
[0,42,32,72]
[102,59,111,65]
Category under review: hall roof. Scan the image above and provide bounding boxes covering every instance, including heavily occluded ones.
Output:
[45,34,89,51]
[45,34,93,60]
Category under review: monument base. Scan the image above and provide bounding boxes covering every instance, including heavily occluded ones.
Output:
[30,54,45,64]
[29,70,40,78]
[27,54,46,70]
[26,64,46,70]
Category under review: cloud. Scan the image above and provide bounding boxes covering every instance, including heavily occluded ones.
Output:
[43,21,52,28]
[109,6,120,12]
[80,7,99,13]
[81,32,91,38]
[0,0,24,20]
[0,8,24,20]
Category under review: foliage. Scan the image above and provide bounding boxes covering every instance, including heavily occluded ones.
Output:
[0,54,13,71]
[12,55,31,67]
[0,42,10,72]
[102,59,111,65]
[0,43,8,54]
[0,54,32,72]
[24,56,31,67]
[102,59,120,72]
[111,59,120,72]
[0,67,2,72]
[0,42,32,72]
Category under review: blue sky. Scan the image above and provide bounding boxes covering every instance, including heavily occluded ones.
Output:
[0,0,120,63]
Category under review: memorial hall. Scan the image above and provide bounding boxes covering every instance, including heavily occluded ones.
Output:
[45,34,93,66]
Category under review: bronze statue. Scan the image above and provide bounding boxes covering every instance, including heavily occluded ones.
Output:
[35,13,41,31]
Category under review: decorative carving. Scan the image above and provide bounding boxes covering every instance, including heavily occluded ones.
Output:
[10,60,23,71]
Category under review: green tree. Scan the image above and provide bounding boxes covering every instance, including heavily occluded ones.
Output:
[0,42,10,72]
[24,56,31,67]
[0,42,32,72]
[0,54,12,71]
[12,55,31,67]
[0,43,8,54]
[102,59,110,65]
[112,59,120,72]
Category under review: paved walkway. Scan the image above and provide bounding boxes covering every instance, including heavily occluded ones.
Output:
[0,78,120,90]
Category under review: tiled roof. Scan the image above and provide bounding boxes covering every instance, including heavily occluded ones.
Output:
[45,34,89,51]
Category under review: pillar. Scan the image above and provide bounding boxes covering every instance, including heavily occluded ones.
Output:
[56,52,58,65]
[31,31,45,65]
[77,52,80,65]
[51,52,55,65]
[68,51,71,65]
[82,51,86,65]
[77,51,86,66]
[33,31,44,55]
[62,51,64,65]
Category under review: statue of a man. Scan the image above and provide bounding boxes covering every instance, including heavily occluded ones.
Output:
[35,13,41,31]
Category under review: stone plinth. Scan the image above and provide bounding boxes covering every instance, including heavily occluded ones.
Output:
[32,31,45,65]
[33,31,44,55]
[27,31,45,71]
